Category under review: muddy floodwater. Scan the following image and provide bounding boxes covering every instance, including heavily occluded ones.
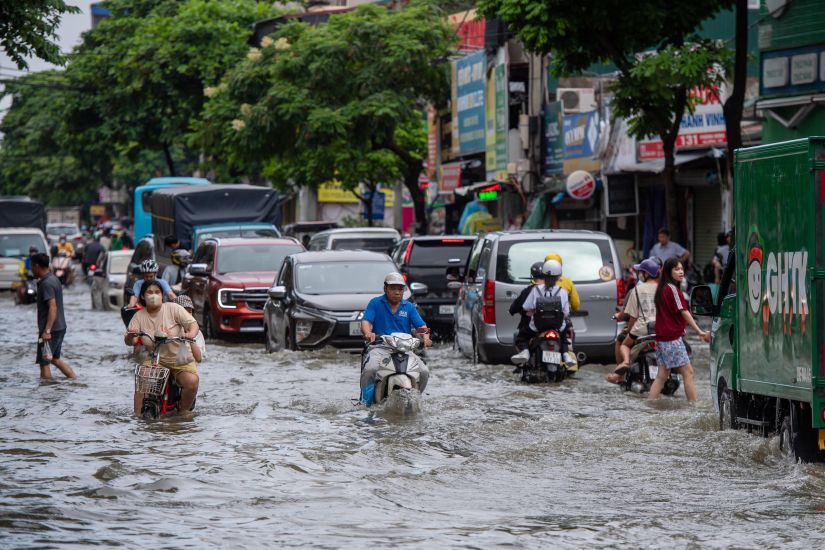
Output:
[2,285,825,548]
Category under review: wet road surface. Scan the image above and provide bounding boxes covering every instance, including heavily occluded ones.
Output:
[2,285,825,548]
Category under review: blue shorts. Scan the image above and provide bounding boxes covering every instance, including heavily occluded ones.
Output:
[655,338,690,370]
[36,330,65,366]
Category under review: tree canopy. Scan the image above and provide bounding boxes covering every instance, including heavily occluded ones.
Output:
[0,0,79,69]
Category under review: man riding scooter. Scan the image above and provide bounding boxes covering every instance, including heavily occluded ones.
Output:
[359,272,433,403]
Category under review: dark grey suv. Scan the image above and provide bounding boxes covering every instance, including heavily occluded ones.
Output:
[453,230,622,364]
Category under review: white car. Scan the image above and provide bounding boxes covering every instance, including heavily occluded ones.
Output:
[0,228,49,290]
[307,227,400,253]
[90,250,132,310]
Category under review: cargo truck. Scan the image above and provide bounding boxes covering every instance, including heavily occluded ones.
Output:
[690,137,825,462]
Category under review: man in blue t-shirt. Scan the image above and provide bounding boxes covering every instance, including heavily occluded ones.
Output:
[359,272,432,396]
[126,259,176,308]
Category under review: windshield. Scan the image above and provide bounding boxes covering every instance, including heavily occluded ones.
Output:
[109,255,131,274]
[196,228,280,248]
[497,240,614,284]
[296,261,393,295]
[408,239,474,266]
[216,244,302,274]
[0,233,46,258]
[331,237,396,252]
[47,225,79,236]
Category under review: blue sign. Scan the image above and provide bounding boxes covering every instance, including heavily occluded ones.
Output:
[456,50,486,156]
[364,191,385,221]
[543,102,564,175]
[761,44,825,98]
[563,111,600,173]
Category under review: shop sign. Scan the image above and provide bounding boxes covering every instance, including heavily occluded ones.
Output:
[90,205,106,217]
[441,162,461,193]
[454,50,486,156]
[563,111,600,173]
[448,10,485,52]
[363,191,385,221]
[605,175,638,217]
[760,44,825,98]
[543,101,564,175]
[566,170,596,200]
[638,85,727,160]
[494,58,507,180]
[477,183,500,201]
[426,106,438,182]
[318,181,393,206]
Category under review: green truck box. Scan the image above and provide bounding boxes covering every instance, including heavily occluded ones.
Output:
[691,137,825,462]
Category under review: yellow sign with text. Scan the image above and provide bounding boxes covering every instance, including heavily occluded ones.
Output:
[317,182,394,206]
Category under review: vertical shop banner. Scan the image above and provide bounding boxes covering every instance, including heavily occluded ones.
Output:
[426,106,438,182]
[494,55,508,180]
[450,63,460,157]
[441,162,462,193]
[455,50,486,156]
[563,111,600,174]
[543,101,563,175]
[485,64,497,180]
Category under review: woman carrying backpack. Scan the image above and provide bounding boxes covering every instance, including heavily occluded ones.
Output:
[649,257,710,401]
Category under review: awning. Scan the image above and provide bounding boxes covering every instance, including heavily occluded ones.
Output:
[756,94,825,130]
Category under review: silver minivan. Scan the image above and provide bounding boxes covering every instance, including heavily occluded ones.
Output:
[453,230,622,364]
[308,228,400,253]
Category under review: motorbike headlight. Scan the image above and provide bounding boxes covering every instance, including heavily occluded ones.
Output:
[295,320,312,343]
[217,288,238,309]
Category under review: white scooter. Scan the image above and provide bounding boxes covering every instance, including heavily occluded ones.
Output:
[361,332,428,416]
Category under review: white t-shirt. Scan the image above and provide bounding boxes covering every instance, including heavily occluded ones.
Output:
[624,281,657,337]
[522,283,570,332]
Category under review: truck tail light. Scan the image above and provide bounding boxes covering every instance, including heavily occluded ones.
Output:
[617,277,625,306]
[482,279,496,324]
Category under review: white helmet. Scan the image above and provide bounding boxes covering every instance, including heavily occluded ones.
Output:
[541,259,562,277]
[384,272,406,286]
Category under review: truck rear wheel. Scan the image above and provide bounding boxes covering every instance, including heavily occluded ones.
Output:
[719,387,738,431]
[779,404,819,462]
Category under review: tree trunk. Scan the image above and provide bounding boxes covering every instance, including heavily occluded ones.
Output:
[162,144,177,176]
[662,136,681,244]
[723,0,748,193]
[403,162,427,234]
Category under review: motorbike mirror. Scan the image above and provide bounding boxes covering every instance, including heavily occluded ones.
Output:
[188,263,208,276]
[689,284,715,317]
[409,282,428,296]
[131,265,141,275]
[447,281,462,290]
[268,284,286,300]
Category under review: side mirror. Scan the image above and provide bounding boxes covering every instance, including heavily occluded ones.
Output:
[689,284,715,316]
[409,282,428,296]
[447,281,463,290]
[189,263,208,276]
[268,284,286,300]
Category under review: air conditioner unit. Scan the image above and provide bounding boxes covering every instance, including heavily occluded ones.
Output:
[556,88,598,113]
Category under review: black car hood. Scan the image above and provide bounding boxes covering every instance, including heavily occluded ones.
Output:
[297,292,374,312]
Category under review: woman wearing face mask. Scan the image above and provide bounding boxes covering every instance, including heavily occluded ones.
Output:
[124,280,200,416]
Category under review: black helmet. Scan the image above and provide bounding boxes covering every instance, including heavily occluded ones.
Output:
[530,261,544,281]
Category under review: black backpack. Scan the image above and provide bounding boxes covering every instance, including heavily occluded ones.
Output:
[534,287,564,331]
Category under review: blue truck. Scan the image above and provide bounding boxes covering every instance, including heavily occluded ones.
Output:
[133,177,211,242]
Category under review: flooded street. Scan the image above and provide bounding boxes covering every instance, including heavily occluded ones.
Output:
[2,285,825,548]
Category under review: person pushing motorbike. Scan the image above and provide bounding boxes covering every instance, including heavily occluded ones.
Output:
[360,272,432,402]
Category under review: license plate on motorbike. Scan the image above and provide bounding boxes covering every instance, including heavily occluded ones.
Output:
[542,351,561,364]
[439,305,455,314]
[349,322,362,336]
[648,365,659,379]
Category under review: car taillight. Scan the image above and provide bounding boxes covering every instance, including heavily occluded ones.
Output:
[441,239,465,243]
[545,330,559,340]
[617,277,625,306]
[402,273,408,283]
[403,240,414,265]
[482,279,495,324]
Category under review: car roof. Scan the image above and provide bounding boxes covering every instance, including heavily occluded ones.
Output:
[291,250,393,263]
[195,222,276,231]
[209,237,301,247]
[47,223,78,228]
[0,228,47,236]
[312,227,400,238]
[486,229,613,242]
[402,235,476,242]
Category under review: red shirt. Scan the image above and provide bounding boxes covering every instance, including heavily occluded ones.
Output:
[655,283,687,342]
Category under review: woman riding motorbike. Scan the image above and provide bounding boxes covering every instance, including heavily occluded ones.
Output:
[124,280,200,416]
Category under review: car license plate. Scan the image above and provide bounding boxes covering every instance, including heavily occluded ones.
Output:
[349,322,362,336]
[542,351,561,364]
[648,365,659,379]
[439,305,455,314]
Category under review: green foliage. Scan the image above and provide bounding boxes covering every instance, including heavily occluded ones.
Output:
[194,1,454,211]
[612,41,734,142]
[0,0,79,69]
[477,0,735,74]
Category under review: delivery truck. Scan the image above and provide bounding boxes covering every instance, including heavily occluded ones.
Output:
[690,137,825,462]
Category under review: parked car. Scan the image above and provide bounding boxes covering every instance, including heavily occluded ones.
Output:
[390,235,476,338]
[184,237,304,338]
[453,230,622,365]
[307,227,400,253]
[192,223,281,251]
[262,250,423,353]
[0,228,49,290]
[124,237,155,303]
[90,250,132,310]
[282,221,340,248]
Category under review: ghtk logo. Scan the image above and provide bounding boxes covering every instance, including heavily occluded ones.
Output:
[746,235,808,335]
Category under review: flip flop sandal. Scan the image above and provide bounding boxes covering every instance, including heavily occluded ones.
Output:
[614,364,630,375]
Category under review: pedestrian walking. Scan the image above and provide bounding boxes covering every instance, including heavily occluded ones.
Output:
[30,253,76,380]
[650,228,689,264]
[648,257,708,401]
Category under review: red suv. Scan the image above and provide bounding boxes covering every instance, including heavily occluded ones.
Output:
[185,237,304,338]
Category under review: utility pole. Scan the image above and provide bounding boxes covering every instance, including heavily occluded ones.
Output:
[525,51,545,195]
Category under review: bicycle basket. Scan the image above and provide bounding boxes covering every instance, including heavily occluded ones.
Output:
[134,365,170,396]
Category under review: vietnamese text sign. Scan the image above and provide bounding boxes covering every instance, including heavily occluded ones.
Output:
[455,50,486,155]
[638,86,727,160]
[563,111,600,174]
[485,62,497,179]
[761,44,825,98]
[494,57,507,180]
[441,162,461,193]
[543,102,564,175]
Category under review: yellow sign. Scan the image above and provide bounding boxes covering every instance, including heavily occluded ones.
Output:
[317,182,393,206]
[90,205,106,216]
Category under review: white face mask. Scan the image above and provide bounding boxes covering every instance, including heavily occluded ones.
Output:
[145,294,162,308]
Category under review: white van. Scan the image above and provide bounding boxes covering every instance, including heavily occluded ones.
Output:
[0,228,49,289]
[308,227,400,253]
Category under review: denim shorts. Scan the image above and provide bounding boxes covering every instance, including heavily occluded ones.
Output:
[655,338,690,369]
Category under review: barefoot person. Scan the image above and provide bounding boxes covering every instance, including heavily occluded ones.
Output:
[31,253,77,380]
[649,258,710,401]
